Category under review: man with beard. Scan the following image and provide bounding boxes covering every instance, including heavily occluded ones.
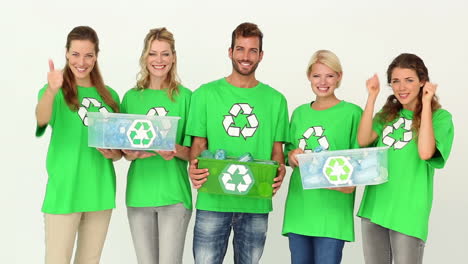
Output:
[186,22,289,264]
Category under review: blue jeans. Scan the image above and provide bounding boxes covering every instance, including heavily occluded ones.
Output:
[288,233,345,264]
[193,210,268,264]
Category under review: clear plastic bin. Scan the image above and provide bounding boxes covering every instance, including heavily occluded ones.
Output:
[87,112,180,151]
[198,158,279,199]
[296,147,388,189]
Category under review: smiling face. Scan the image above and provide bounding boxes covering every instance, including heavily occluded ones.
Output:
[146,39,175,82]
[65,40,96,86]
[390,67,424,111]
[229,36,263,76]
[308,63,342,99]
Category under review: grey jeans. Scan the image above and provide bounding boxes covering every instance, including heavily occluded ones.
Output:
[361,218,425,264]
[127,203,192,264]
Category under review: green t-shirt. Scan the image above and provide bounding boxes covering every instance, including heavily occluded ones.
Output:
[121,86,192,210]
[358,108,454,241]
[36,85,120,214]
[186,78,289,213]
[282,101,362,241]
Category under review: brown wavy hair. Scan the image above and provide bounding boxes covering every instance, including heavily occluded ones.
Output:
[231,22,263,52]
[136,27,180,101]
[62,26,119,112]
[376,53,441,133]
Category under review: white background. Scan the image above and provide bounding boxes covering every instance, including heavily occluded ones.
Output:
[1,0,467,263]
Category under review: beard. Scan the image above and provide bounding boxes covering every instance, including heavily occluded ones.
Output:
[231,59,260,76]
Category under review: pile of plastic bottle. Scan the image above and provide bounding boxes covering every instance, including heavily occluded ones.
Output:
[299,147,388,188]
[200,150,277,165]
[88,117,176,150]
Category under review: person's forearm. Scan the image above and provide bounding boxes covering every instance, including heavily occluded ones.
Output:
[36,88,57,127]
[358,95,378,147]
[175,144,191,161]
[190,137,208,160]
[418,103,436,160]
[271,142,285,165]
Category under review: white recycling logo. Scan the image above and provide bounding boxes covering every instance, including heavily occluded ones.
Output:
[223,103,258,139]
[220,164,254,194]
[382,117,412,150]
[126,119,156,148]
[298,126,329,153]
[78,97,109,126]
[323,156,354,185]
[146,107,171,138]
[147,107,168,117]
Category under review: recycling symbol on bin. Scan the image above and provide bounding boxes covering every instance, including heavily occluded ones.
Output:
[126,120,156,148]
[322,156,354,185]
[223,103,258,139]
[382,117,413,150]
[77,97,109,126]
[219,164,255,195]
[298,126,329,153]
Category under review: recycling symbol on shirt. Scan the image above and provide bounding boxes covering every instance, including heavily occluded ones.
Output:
[126,120,156,148]
[78,97,109,126]
[219,164,255,195]
[322,156,354,185]
[146,107,171,138]
[147,107,168,117]
[223,103,258,139]
[298,126,329,153]
[382,117,413,150]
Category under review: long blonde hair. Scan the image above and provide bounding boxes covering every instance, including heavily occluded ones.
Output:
[136,27,180,101]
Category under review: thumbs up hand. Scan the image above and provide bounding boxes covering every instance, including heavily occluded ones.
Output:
[47,59,63,94]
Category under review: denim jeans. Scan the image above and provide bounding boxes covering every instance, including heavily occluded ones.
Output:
[127,204,192,264]
[361,218,425,264]
[193,210,268,264]
[288,233,345,264]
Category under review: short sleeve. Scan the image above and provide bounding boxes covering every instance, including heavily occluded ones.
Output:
[182,88,193,147]
[370,112,386,147]
[349,105,363,149]
[372,113,385,137]
[284,107,298,166]
[427,109,454,169]
[120,90,130,114]
[186,87,208,138]
[274,94,290,143]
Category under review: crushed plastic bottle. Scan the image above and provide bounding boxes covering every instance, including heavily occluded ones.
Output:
[238,152,254,162]
[314,146,324,153]
[201,150,214,159]
[214,149,227,160]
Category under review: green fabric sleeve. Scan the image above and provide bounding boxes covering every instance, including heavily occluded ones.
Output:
[427,109,454,169]
[120,90,129,114]
[274,95,290,143]
[284,107,298,166]
[186,87,207,138]
[182,89,193,147]
[350,106,363,149]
